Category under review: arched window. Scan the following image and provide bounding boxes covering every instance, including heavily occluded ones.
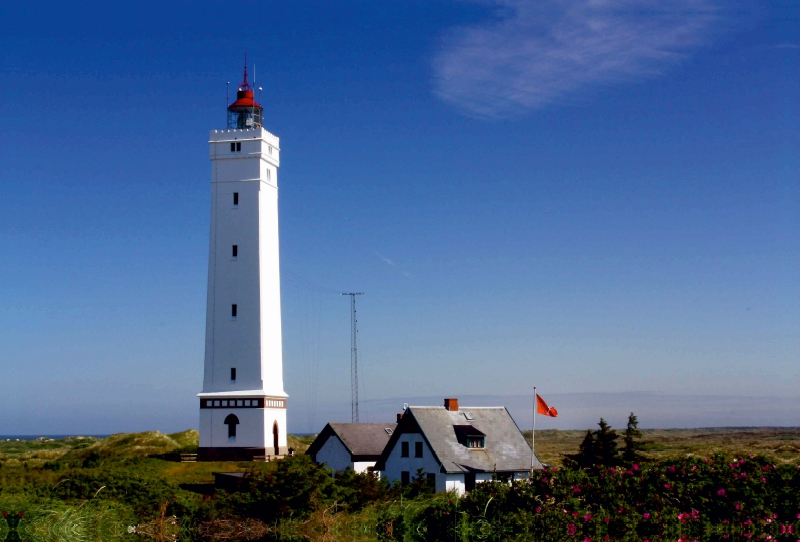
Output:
[224,414,239,440]
[273,421,279,456]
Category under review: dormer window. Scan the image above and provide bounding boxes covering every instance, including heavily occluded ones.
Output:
[454,425,486,449]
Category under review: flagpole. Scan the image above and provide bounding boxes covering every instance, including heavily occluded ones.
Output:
[531,386,537,475]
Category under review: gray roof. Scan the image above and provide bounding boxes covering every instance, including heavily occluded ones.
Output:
[378,406,542,473]
[307,423,397,461]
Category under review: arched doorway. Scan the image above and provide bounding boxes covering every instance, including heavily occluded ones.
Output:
[273,421,279,456]
[224,414,239,441]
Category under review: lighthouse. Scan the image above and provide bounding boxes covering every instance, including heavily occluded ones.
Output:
[198,65,288,461]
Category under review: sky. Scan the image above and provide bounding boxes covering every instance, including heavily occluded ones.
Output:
[0,0,798,435]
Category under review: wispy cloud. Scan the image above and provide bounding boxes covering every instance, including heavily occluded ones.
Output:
[433,0,719,118]
[375,251,396,266]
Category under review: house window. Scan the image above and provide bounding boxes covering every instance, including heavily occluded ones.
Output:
[231,304,237,318]
[401,442,409,457]
[401,471,410,485]
[237,142,241,152]
[427,473,436,486]
[415,442,423,458]
[230,142,235,152]
[232,245,238,258]
[231,367,236,382]
[233,192,239,206]
[468,437,485,449]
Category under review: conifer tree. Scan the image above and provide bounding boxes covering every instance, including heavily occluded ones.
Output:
[564,429,597,469]
[622,412,643,463]
[594,418,620,467]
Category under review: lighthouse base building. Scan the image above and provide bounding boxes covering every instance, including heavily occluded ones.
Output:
[198,67,288,461]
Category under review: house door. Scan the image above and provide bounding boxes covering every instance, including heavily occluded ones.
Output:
[464,473,476,492]
[273,421,279,456]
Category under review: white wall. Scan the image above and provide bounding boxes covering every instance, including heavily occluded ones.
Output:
[199,406,286,452]
[353,461,376,474]
[200,127,288,454]
[204,128,284,397]
[383,433,441,484]
[315,435,353,472]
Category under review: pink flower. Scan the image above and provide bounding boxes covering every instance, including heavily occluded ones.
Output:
[583,514,592,522]
[643,513,651,519]
[609,467,616,475]
[664,483,671,489]
[762,477,767,483]
[692,465,697,470]
[735,504,741,510]
[567,523,576,536]
[536,507,542,513]
[668,466,676,473]
[717,488,726,496]
[573,486,581,493]
[603,517,610,523]
[584,538,592,542]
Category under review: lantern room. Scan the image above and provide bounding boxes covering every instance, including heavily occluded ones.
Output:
[228,66,263,129]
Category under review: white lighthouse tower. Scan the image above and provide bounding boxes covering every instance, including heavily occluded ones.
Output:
[198,65,288,461]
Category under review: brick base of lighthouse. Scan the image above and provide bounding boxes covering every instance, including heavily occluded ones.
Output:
[197,446,289,462]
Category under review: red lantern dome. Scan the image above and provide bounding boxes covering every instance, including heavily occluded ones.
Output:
[228,63,263,129]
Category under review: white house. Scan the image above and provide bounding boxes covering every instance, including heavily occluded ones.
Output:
[374,398,542,495]
[307,423,397,473]
[197,65,288,461]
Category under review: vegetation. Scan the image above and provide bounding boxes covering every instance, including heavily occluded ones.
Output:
[1,425,798,541]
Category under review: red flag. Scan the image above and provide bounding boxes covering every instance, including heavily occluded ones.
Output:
[536,394,558,417]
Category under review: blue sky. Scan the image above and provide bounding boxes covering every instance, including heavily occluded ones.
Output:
[0,0,797,435]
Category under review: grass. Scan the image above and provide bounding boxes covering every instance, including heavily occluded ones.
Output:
[5,427,798,473]
[523,427,800,467]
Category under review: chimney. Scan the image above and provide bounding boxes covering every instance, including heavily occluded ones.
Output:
[396,413,403,423]
[444,398,459,412]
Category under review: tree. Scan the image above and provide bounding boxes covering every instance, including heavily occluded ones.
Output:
[564,429,597,469]
[594,418,620,467]
[622,412,644,463]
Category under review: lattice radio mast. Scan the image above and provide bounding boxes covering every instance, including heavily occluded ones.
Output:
[342,292,364,423]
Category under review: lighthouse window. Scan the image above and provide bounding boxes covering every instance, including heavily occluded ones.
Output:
[230,142,242,152]
[232,245,238,258]
[231,304,237,318]
[231,367,236,382]
[233,192,239,206]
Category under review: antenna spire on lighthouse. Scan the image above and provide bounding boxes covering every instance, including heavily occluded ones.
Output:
[240,53,252,91]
